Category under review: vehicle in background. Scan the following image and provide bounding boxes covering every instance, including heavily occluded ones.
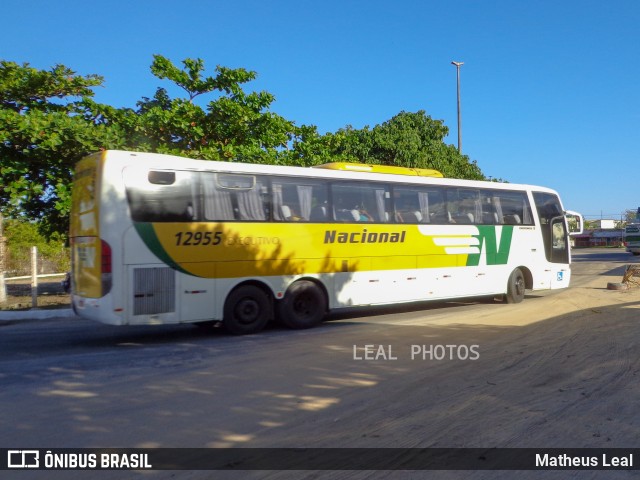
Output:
[624,208,640,255]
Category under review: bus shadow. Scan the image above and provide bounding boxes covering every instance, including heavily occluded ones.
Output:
[325,293,547,323]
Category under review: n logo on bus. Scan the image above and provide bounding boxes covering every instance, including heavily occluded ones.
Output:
[418,225,513,266]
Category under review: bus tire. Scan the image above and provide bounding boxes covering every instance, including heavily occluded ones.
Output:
[277,280,327,329]
[506,268,526,304]
[223,285,271,335]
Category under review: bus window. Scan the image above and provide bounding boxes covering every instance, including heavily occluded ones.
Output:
[331,182,390,223]
[202,173,269,221]
[480,190,534,225]
[446,188,481,224]
[393,186,445,224]
[271,178,328,222]
[125,168,199,222]
[236,176,268,221]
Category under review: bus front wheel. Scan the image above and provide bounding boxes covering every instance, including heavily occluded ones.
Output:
[223,285,271,335]
[277,280,327,329]
[506,268,526,304]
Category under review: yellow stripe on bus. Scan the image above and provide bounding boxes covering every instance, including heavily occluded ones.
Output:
[314,162,444,178]
[148,223,465,278]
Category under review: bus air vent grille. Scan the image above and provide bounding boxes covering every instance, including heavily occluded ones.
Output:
[133,267,176,315]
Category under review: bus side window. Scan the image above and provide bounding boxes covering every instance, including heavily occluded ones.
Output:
[202,174,237,220]
[235,177,268,221]
[393,188,417,223]
[393,186,446,224]
[309,203,328,222]
[489,191,534,226]
[426,189,447,224]
[446,188,481,224]
[331,183,389,223]
[125,169,198,222]
[201,173,269,221]
[272,178,328,222]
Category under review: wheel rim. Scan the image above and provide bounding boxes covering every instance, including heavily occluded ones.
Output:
[235,297,260,325]
[515,276,525,296]
[294,293,314,318]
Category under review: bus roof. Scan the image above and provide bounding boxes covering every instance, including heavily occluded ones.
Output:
[314,162,444,178]
[86,150,560,196]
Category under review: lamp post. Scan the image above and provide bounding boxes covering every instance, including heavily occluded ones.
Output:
[451,61,463,153]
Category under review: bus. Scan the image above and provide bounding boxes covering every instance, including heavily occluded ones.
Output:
[70,150,583,334]
[624,208,640,255]
[625,224,640,255]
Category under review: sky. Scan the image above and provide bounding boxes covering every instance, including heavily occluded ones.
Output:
[2,0,639,220]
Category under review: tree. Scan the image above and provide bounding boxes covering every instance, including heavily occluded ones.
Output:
[350,111,484,179]
[287,111,485,179]
[0,60,127,237]
[131,55,299,163]
[2,217,69,276]
[0,56,303,237]
[623,209,640,224]
[1,57,486,240]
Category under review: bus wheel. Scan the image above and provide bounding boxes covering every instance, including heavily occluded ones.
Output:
[506,268,526,304]
[223,285,271,335]
[277,280,327,329]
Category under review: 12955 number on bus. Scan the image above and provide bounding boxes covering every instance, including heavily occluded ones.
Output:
[175,231,223,246]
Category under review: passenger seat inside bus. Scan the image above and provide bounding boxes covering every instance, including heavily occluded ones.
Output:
[451,213,475,224]
[309,204,328,222]
[280,205,305,221]
[280,205,293,221]
[398,210,422,223]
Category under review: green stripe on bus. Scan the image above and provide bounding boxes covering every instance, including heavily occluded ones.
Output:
[133,223,191,275]
[466,225,514,266]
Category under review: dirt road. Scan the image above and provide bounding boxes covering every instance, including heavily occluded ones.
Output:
[1,249,639,479]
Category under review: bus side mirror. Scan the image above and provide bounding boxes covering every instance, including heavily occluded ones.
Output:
[565,210,583,235]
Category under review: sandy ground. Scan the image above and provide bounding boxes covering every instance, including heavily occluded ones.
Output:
[2,251,640,479]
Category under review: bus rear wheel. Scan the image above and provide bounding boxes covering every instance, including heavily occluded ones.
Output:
[506,268,526,304]
[277,280,327,329]
[223,285,271,335]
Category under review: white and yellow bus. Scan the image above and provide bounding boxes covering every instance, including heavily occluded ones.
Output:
[70,150,582,334]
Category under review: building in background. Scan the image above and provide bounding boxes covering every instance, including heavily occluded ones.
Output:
[573,219,624,248]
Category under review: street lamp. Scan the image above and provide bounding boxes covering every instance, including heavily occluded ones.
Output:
[451,61,463,153]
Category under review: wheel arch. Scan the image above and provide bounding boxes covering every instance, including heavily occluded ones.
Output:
[517,266,534,290]
[225,279,276,319]
[276,276,330,329]
[284,276,329,313]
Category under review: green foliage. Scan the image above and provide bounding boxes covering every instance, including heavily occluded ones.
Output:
[1,56,488,239]
[623,209,640,224]
[3,219,69,276]
[131,55,298,163]
[326,111,484,179]
[0,60,127,237]
[282,111,485,179]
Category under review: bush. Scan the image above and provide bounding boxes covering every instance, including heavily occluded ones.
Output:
[3,219,70,277]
